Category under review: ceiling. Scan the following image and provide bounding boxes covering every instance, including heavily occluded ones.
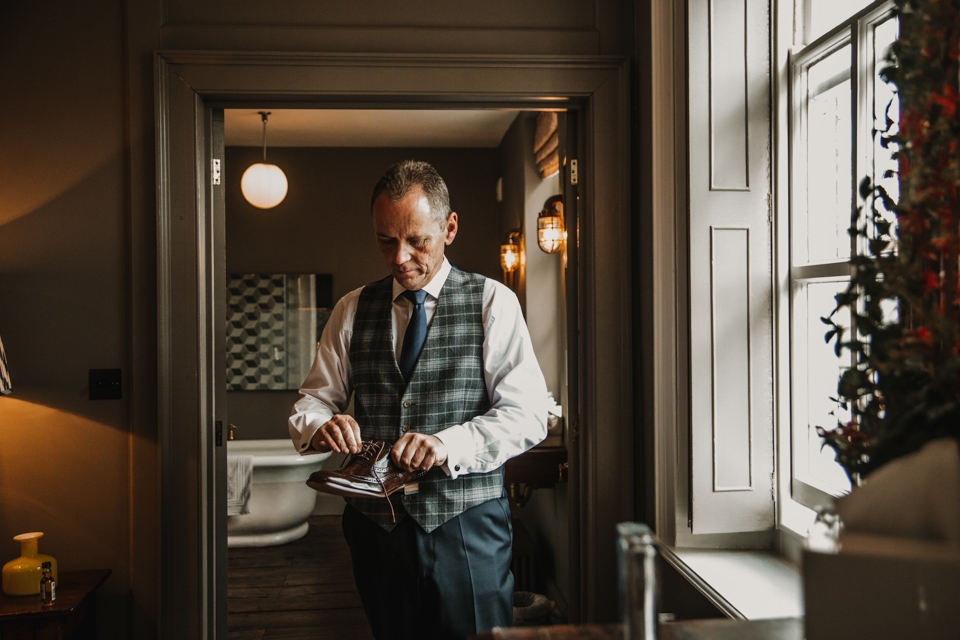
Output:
[224,108,522,148]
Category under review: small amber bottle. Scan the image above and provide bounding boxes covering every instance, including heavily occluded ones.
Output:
[39,561,55,606]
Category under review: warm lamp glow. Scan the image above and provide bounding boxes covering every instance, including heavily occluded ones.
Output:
[0,334,11,396]
[499,230,523,292]
[537,216,564,253]
[500,238,521,274]
[537,195,565,254]
[241,111,288,209]
[241,163,288,209]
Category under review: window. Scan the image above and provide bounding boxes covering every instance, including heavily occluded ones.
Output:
[663,0,900,547]
[787,0,898,510]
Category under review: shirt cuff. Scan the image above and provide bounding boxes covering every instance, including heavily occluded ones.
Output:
[434,425,473,479]
[292,420,322,454]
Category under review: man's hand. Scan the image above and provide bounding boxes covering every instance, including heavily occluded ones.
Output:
[391,433,448,473]
[310,414,362,455]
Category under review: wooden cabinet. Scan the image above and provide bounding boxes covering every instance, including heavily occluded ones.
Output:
[505,446,568,508]
[505,446,567,486]
[0,570,110,640]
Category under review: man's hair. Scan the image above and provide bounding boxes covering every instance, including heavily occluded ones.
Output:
[370,160,451,225]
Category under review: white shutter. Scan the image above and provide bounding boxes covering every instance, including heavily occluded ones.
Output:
[687,0,775,534]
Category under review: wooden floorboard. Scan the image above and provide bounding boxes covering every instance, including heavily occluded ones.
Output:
[228,515,374,640]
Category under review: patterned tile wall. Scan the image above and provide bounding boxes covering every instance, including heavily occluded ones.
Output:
[225,274,332,391]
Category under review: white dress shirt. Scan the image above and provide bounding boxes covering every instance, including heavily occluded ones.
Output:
[289,258,548,479]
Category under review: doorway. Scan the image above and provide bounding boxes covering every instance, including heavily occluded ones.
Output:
[154,51,633,638]
[221,107,569,636]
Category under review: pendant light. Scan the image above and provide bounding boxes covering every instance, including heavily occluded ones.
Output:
[241,111,288,209]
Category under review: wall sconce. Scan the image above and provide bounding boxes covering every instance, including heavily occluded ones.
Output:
[240,111,288,209]
[537,195,565,254]
[499,230,522,289]
[500,232,521,274]
[0,334,11,395]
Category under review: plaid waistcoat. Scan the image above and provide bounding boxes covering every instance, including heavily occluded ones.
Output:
[347,267,503,532]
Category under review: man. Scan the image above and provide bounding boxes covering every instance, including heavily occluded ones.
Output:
[289,160,548,640]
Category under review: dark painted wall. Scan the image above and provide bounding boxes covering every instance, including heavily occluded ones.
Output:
[0,0,637,636]
[224,145,503,440]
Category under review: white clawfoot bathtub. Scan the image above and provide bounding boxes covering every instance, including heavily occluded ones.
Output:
[227,439,332,548]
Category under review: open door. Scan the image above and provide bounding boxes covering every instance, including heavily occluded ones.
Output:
[557,110,583,622]
[209,108,229,639]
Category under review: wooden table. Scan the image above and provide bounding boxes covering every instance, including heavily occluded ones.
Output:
[0,569,111,640]
[472,617,804,640]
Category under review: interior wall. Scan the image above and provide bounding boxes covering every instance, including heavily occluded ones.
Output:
[498,112,571,612]
[226,146,503,301]
[0,1,131,638]
[0,0,637,636]
[520,119,570,611]
[521,141,564,397]
[498,114,530,313]
[156,0,632,55]
[224,145,502,441]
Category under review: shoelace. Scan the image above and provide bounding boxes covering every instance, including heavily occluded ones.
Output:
[338,441,430,523]
[339,441,397,522]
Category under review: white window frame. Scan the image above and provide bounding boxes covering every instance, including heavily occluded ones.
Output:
[652,0,899,559]
[776,0,898,540]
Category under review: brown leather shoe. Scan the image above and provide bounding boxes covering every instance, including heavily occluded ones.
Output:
[306,440,426,499]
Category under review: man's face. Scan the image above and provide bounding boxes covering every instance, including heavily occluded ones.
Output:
[372,187,457,291]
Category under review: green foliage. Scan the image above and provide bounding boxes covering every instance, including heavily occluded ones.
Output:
[818,0,960,481]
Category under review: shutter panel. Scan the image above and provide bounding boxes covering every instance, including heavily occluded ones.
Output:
[687,0,775,534]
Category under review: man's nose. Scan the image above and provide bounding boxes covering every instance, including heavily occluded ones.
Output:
[392,243,411,265]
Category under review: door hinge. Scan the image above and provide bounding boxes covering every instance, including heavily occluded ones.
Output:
[213,159,221,186]
[215,420,223,447]
[771,471,776,502]
[570,159,579,185]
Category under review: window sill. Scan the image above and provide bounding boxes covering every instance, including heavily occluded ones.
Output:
[660,546,804,621]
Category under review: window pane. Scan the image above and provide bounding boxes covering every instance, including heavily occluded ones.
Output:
[802,0,873,43]
[872,17,899,235]
[800,45,852,264]
[794,280,853,493]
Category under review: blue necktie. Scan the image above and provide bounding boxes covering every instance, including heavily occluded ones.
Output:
[399,289,428,381]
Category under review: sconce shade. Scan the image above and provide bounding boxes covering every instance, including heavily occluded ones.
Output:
[0,334,11,395]
[500,240,521,274]
[241,162,288,209]
[537,215,564,254]
[537,195,565,254]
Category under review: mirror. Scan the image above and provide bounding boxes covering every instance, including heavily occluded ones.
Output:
[225,273,333,390]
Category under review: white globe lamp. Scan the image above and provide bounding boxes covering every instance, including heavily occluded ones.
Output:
[241,111,288,209]
[241,162,288,209]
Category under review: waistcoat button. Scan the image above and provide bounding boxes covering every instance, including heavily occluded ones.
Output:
[402,400,411,408]
[401,425,409,433]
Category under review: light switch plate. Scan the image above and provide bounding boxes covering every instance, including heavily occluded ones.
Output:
[89,368,122,400]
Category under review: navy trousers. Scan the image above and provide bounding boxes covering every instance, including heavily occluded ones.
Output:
[342,497,515,640]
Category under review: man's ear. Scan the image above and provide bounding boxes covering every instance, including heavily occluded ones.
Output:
[444,212,458,245]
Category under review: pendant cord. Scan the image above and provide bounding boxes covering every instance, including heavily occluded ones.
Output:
[258,111,271,163]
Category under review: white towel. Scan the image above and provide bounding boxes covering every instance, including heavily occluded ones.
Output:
[226,454,254,516]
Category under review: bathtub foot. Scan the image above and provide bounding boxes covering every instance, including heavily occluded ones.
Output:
[227,521,310,548]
